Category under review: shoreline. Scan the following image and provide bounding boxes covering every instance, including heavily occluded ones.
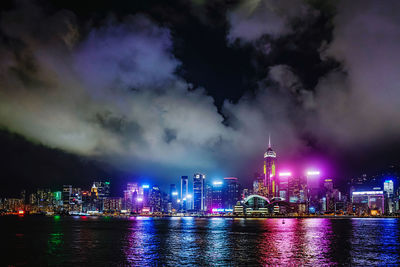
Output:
[1,214,399,219]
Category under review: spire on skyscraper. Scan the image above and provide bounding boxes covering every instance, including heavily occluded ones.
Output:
[268,134,271,149]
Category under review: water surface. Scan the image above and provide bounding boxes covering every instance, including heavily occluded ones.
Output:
[1,216,399,266]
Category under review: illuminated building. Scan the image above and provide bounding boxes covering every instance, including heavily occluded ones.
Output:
[193,173,206,212]
[278,172,291,200]
[53,191,62,207]
[149,186,162,212]
[263,136,277,198]
[169,184,179,212]
[211,181,224,211]
[253,172,264,196]
[103,197,123,212]
[93,181,110,199]
[288,176,307,204]
[324,179,333,191]
[180,176,189,211]
[89,181,111,211]
[62,185,72,210]
[306,170,321,214]
[124,183,141,212]
[142,184,150,210]
[242,188,251,199]
[351,189,385,215]
[2,198,24,212]
[384,180,395,214]
[205,184,213,212]
[240,195,270,215]
[224,177,240,209]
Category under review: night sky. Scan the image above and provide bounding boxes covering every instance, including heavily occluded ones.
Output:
[1,0,400,196]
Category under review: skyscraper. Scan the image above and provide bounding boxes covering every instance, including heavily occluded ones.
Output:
[169,184,179,212]
[62,185,72,210]
[307,170,321,213]
[264,135,277,198]
[149,186,162,212]
[224,177,240,209]
[193,173,206,211]
[181,176,189,211]
[211,180,224,211]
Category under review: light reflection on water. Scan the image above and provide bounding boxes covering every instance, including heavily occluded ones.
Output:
[1,217,400,266]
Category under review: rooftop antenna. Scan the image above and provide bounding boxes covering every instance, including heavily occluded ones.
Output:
[268,133,271,148]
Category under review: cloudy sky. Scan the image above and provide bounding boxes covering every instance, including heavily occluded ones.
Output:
[1,0,400,194]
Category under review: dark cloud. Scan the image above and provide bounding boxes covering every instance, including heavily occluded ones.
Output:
[227,0,313,43]
[0,0,399,190]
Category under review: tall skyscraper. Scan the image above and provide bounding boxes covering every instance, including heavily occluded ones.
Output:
[149,186,162,212]
[124,183,140,212]
[264,135,277,198]
[181,176,189,211]
[211,180,224,211]
[193,173,206,211]
[307,170,321,213]
[169,184,178,211]
[224,177,240,209]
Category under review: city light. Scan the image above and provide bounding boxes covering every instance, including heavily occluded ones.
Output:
[307,170,320,176]
[352,191,384,195]
[18,210,25,215]
[177,199,181,203]
[172,191,178,196]
[279,172,292,177]
[213,181,223,185]
[212,208,233,212]
[137,198,143,202]
[187,194,192,199]
[142,185,149,189]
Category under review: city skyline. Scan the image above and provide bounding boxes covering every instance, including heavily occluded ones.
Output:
[1,0,400,196]
[2,141,399,217]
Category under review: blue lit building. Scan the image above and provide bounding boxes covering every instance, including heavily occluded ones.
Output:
[193,173,205,212]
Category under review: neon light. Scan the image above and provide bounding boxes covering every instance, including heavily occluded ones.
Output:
[213,181,223,185]
[105,182,110,185]
[18,210,25,215]
[384,180,393,183]
[212,208,233,212]
[186,194,192,199]
[54,215,60,220]
[272,180,275,193]
[172,192,178,196]
[352,191,384,195]
[307,171,320,175]
[142,185,149,189]
[137,198,143,202]
[272,163,275,176]
[279,172,292,177]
